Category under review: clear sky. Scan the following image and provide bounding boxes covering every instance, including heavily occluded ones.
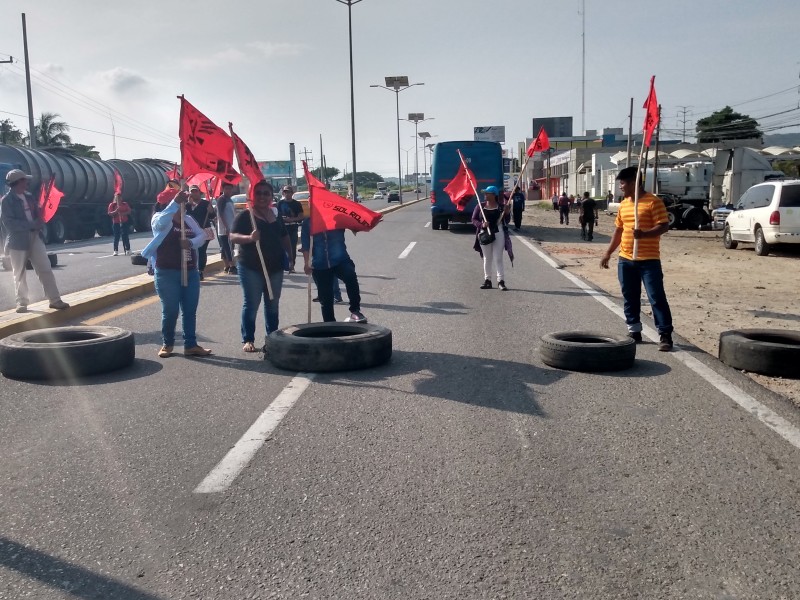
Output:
[1,0,799,178]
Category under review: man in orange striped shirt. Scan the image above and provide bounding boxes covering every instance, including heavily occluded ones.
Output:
[600,166,674,351]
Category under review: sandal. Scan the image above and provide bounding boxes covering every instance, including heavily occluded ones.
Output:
[243,342,257,353]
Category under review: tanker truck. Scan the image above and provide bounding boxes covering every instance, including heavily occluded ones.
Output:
[0,144,170,244]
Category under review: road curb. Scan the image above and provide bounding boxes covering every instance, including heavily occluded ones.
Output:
[0,200,425,339]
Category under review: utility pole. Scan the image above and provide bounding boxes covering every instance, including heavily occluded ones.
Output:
[300,147,313,165]
[580,0,586,134]
[22,13,36,148]
[653,105,663,194]
[676,105,693,143]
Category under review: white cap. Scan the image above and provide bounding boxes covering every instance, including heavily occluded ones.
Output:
[5,169,32,185]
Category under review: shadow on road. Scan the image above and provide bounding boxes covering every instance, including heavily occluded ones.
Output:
[361,301,468,316]
[0,535,165,600]
[24,357,164,387]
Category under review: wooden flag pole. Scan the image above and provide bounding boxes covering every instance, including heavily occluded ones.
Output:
[632,143,648,260]
[180,201,188,287]
[307,234,314,324]
[457,149,488,223]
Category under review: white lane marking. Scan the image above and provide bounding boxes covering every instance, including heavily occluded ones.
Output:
[515,234,800,452]
[194,374,315,494]
[424,222,431,228]
[398,242,416,259]
[98,254,118,259]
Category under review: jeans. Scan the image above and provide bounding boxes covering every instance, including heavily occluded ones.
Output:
[218,235,232,263]
[238,264,284,342]
[481,228,505,283]
[197,241,210,273]
[154,268,200,348]
[559,206,570,224]
[581,217,595,240]
[618,258,673,335]
[286,225,299,264]
[112,222,130,252]
[312,259,360,322]
[512,205,523,229]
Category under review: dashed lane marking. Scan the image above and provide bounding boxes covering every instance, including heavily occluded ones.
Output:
[398,242,416,259]
[514,234,800,452]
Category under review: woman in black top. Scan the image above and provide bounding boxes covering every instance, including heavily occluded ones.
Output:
[471,186,511,291]
[229,181,294,353]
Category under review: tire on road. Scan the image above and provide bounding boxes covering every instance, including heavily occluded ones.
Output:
[267,322,392,372]
[130,252,148,266]
[719,329,800,378]
[24,252,57,270]
[539,331,636,372]
[0,326,136,380]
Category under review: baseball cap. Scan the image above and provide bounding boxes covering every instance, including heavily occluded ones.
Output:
[483,185,499,195]
[189,184,201,191]
[5,169,32,185]
[282,186,293,193]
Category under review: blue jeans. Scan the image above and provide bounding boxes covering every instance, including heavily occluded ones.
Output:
[618,258,673,335]
[113,222,130,252]
[154,268,200,348]
[238,264,284,342]
[312,259,360,322]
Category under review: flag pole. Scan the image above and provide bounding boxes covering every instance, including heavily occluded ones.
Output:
[632,142,647,260]
[307,235,314,324]
[229,123,273,300]
[180,201,188,287]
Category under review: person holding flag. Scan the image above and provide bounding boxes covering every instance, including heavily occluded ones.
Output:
[0,169,69,313]
[107,193,132,256]
[472,186,512,291]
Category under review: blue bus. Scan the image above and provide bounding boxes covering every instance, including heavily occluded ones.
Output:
[430,140,503,230]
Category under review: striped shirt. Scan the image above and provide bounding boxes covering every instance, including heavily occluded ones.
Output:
[614,193,668,260]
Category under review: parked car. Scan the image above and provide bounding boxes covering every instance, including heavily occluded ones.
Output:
[723,179,800,256]
[387,191,401,203]
[373,191,384,200]
[711,205,734,231]
[233,191,310,217]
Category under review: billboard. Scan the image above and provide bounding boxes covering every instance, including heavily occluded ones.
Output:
[474,126,505,143]
[258,160,293,178]
[532,117,573,138]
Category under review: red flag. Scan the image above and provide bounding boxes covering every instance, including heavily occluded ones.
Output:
[178,96,238,180]
[229,125,265,205]
[527,126,550,157]
[642,76,659,147]
[303,161,381,234]
[38,175,64,223]
[113,169,123,195]
[444,150,479,211]
[166,163,181,180]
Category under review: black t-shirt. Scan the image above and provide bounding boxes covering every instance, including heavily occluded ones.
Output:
[483,207,502,234]
[277,199,303,228]
[186,199,214,228]
[581,198,597,218]
[232,209,288,274]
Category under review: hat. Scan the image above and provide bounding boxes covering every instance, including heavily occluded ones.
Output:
[189,184,201,191]
[483,185,499,195]
[5,169,32,185]
[282,186,293,193]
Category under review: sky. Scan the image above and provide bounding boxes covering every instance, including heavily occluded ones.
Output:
[1,0,799,179]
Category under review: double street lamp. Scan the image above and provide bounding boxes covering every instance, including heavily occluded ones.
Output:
[334,0,363,201]
[404,114,434,201]
[370,76,424,204]
[418,131,433,196]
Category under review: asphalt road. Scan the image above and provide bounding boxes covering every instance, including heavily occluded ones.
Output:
[0,193,410,311]
[2,199,800,599]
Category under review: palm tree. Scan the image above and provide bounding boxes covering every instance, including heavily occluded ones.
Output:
[28,112,72,147]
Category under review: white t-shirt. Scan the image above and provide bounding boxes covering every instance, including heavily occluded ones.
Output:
[17,193,34,222]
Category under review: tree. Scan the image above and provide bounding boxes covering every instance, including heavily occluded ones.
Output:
[773,160,800,178]
[0,119,25,145]
[68,143,101,159]
[26,111,72,147]
[696,106,761,143]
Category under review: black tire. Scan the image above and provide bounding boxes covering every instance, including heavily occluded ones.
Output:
[431,219,440,231]
[723,226,738,250]
[682,207,706,230]
[47,217,66,245]
[48,252,57,268]
[719,329,800,378]
[539,331,636,372]
[130,253,148,266]
[134,207,152,233]
[754,227,771,256]
[441,220,449,230]
[667,209,679,230]
[0,326,135,380]
[267,322,392,372]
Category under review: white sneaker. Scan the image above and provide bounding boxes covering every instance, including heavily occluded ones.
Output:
[113,251,118,256]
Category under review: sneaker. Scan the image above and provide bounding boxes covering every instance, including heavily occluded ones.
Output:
[223,267,230,274]
[480,279,492,289]
[49,300,69,310]
[15,304,27,313]
[228,266,238,275]
[658,333,673,352]
[158,345,174,358]
[628,331,643,343]
[349,311,367,323]
[312,297,320,302]
[498,280,508,291]
[113,251,118,256]
[333,297,344,304]
[184,346,212,357]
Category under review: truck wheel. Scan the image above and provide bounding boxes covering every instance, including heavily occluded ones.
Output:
[754,227,771,256]
[134,208,152,233]
[441,220,449,230]
[267,322,392,372]
[539,331,636,372]
[667,210,679,229]
[47,217,66,245]
[0,326,135,380]
[719,329,800,378]
[431,219,440,231]
[681,207,705,230]
[723,226,738,250]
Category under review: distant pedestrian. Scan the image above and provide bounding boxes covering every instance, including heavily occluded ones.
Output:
[277,185,303,271]
[215,182,237,275]
[301,218,366,323]
[141,186,211,358]
[558,192,570,225]
[185,184,216,280]
[511,185,525,230]
[107,193,132,256]
[580,191,598,241]
[229,181,294,352]
[600,166,674,351]
[551,192,559,211]
[0,169,69,313]
[472,185,513,291]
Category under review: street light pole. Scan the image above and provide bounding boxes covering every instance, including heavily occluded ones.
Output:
[404,114,433,201]
[334,0,363,201]
[370,77,423,205]
[418,132,432,197]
